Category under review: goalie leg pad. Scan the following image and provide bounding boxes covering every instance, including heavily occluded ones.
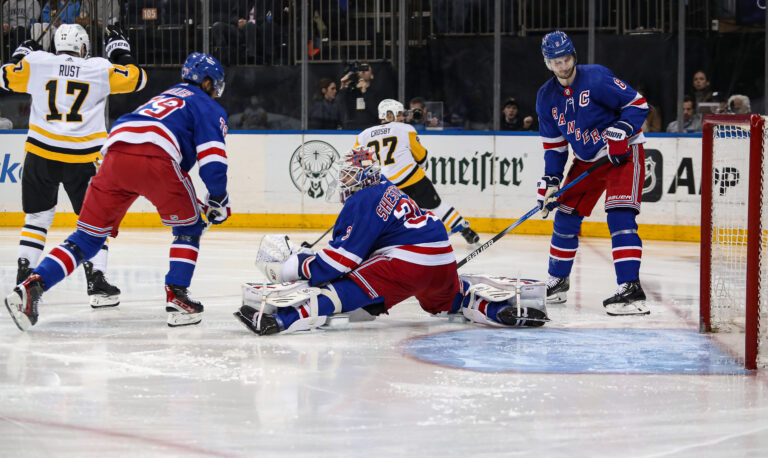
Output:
[459,275,549,327]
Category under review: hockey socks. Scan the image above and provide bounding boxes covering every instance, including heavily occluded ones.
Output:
[18,208,55,266]
[607,209,642,284]
[548,211,583,278]
[166,235,200,287]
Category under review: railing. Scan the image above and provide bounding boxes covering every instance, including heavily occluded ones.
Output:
[0,0,719,66]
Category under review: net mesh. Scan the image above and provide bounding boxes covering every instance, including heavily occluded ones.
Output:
[707,117,768,367]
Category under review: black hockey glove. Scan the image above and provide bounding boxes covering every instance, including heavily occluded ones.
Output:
[105,25,134,65]
[11,39,42,63]
[204,193,231,225]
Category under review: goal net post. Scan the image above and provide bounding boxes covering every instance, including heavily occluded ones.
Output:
[700,113,767,370]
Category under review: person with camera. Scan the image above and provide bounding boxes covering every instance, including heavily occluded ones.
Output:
[337,61,392,130]
[404,97,440,132]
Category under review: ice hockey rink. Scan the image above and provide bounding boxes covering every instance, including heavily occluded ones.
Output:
[1,227,767,457]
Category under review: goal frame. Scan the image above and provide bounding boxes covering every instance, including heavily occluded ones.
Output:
[700,113,765,370]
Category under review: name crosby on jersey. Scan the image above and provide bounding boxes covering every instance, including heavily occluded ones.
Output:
[59,64,81,78]
[370,127,391,137]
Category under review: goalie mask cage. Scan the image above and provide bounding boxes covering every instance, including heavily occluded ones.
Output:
[700,114,768,370]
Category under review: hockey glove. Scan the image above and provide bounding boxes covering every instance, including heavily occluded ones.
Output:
[203,193,231,225]
[605,121,633,166]
[536,175,561,219]
[256,235,314,282]
[11,39,41,62]
[105,25,133,64]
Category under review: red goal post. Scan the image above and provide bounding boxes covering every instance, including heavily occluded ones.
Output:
[700,114,767,370]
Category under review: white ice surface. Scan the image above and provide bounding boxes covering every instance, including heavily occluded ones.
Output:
[0,228,767,457]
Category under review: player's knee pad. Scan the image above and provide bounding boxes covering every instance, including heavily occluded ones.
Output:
[66,230,106,262]
[25,208,55,230]
[172,219,206,238]
[552,211,583,239]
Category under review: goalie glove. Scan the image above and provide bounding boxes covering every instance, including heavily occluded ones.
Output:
[605,121,633,166]
[536,175,560,219]
[202,193,231,225]
[105,25,133,65]
[256,235,315,283]
[11,39,41,63]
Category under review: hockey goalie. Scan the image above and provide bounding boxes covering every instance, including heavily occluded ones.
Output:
[235,146,549,335]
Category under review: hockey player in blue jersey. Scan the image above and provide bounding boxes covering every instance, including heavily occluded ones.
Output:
[234,146,549,335]
[4,52,231,330]
[535,31,650,316]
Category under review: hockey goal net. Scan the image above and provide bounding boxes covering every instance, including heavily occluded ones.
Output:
[700,114,768,370]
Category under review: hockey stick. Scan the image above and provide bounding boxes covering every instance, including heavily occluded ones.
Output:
[457,156,610,269]
[301,226,333,249]
[34,0,76,45]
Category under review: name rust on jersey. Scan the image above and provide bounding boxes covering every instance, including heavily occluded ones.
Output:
[59,65,81,78]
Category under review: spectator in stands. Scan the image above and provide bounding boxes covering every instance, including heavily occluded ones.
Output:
[404,97,439,132]
[338,62,393,130]
[3,0,41,52]
[245,0,294,64]
[210,1,252,65]
[78,0,120,28]
[689,70,714,106]
[0,108,13,130]
[308,78,341,130]
[727,94,751,114]
[636,86,662,133]
[32,0,78,51]
[499,97,534,131]
[666,95,702,133]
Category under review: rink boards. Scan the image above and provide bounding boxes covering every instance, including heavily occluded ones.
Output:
[0,131,703,241]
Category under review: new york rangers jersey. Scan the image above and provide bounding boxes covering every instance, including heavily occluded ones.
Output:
[353,121,428,188]
[303,179,454,285]
[0,50,146,163]
[536,64,649,179]
[103,82,229,197]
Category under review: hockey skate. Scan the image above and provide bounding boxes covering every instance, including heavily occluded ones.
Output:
[602,280,650,316]
[546,276,569,304]
[4,273,44,331]
[16,258,33,285]
[83,261,120,308]
[234,305,284,335]
[165,284,204,327]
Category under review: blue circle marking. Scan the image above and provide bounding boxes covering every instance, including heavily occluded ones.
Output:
[403,329,750,375]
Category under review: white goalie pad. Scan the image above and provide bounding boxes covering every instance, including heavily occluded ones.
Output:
[459,274,549,327]
[241,281,352,333]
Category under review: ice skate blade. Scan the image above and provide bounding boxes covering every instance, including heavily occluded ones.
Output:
[604,300,650,316]
[167,311,202,327]
[90,294,120,308]
[546,293,567,305]
[4,292,31,331]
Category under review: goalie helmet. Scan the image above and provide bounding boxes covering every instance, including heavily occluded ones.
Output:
[54,24,90,58]
[335,146,381,203]
[378,99,405,121]
[181,52,226,98]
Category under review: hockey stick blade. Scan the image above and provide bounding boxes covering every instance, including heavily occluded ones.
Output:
[457,156,609,269]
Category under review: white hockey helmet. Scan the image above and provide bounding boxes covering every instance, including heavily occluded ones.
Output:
[378,99,405,121]
[54,24,90,58]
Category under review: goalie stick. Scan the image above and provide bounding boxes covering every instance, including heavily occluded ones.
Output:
[457,156,610,269]
[301,226,333,249]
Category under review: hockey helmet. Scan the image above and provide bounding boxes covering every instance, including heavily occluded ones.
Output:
[378,99,405,121]
[335,146,381,203]
[54,24,90,58]
[181,52,226,98]
[541,30,576,69]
